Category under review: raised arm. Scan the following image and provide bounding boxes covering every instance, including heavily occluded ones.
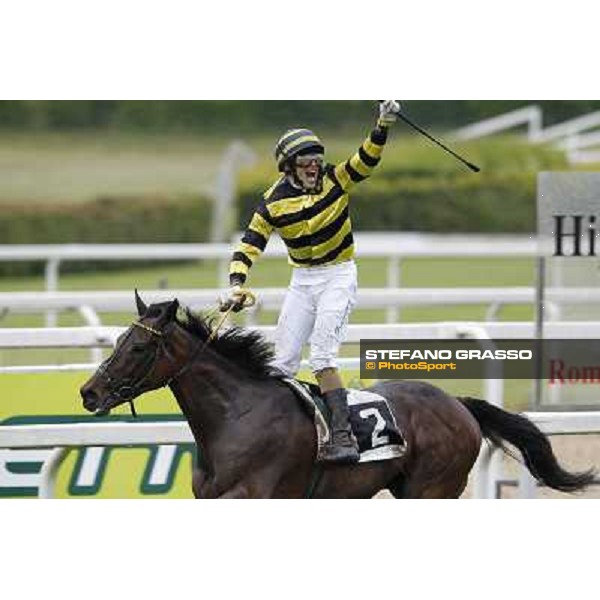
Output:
[332,100,400,192]
[229,201,274,286]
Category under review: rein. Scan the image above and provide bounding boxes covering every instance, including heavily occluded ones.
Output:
[162,305,233,387]
[105,304,237,417]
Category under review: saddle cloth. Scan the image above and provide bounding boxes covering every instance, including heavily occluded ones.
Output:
[283,379,407,463]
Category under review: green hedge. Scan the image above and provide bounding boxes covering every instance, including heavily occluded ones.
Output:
[349,172,536,232]
[0,194,212,275]
[238,172,536,233]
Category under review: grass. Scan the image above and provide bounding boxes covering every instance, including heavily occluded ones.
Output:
[0,131,249,203]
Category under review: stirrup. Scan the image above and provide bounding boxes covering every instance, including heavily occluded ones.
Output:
[320,433,359,464]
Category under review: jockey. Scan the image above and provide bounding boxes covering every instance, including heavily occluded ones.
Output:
[222,100,400,464]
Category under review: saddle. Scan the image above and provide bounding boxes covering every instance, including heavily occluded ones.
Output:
[282,378,407,463]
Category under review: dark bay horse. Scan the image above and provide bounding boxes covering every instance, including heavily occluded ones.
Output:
[80,295,595,498]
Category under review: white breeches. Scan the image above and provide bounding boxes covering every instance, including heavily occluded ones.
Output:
[271,260,357,377]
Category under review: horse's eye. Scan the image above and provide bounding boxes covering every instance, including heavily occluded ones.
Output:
[132,344,147,353]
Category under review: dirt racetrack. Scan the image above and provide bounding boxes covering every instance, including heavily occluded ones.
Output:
[374,434,600,499]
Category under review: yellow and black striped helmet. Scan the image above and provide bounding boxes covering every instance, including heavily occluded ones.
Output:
[274,128,324,172]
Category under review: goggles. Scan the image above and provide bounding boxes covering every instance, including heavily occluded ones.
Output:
[295,154,324,168]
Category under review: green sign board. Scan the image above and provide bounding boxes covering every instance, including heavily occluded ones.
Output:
[0,372,195,498]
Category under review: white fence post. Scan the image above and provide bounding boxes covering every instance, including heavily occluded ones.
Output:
[44,258,60,327]
[211,141,256,243]
[38,447,69,499]
[472,444,497,499]
[517,464,538,499]
[386,256,401,323]
[78,305,104,363]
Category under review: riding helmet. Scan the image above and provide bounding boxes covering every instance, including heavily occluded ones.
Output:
[274,129,324,172]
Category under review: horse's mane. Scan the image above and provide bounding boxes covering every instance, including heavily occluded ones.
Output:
[177,308,275,379]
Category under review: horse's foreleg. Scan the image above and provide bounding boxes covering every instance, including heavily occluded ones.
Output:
[192,468,210,498]
[191,468,252,498]
[216,486,251,499]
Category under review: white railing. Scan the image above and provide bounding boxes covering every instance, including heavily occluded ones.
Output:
[0,234,539,293]
[1,413,598,499]
[4,319,600,400]
[559,130,600,164]
[536,111,600,165]
[453,106,543,141]
[3,320,598,349]
[1,287,543,312]
[0,319,595,376]
[568,149,600,164]
[557,129,600,151]
[452,106,600,165]
[1,285,582,326]
[530,111,600,144]
[0,234,539,326]
[7,284,600,337]
[0,321,523,383]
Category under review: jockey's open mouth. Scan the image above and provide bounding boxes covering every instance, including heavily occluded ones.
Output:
[303,170,318,188]
[295,154,323,190]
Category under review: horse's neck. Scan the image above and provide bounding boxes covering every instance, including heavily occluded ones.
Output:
[169,351,269,483]
[169,350,257,440]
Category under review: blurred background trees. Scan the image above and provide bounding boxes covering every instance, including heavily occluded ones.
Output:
[1,100,600,132]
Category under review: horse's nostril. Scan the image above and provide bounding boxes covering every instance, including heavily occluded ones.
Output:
[81,388,99,411]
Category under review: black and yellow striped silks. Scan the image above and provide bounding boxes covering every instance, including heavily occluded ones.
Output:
[229,126,388,285]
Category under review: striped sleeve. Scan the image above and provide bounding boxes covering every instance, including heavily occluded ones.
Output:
[332,126,388,192]
[229,202,274,285]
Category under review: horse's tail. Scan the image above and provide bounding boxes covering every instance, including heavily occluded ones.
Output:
[458,397,596,493]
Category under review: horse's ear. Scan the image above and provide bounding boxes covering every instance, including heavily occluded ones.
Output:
[166,298,179,321]
[134,289,147,316]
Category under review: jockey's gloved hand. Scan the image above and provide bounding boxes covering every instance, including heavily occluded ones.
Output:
[219,284,254,313]
[378,100,401,128]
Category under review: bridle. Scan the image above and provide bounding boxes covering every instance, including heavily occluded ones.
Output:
[96,320,165,417]
[95,305,237,417]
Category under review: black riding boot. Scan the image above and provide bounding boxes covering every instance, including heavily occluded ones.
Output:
[320,388,360,464]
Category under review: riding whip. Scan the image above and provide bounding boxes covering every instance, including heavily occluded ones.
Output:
[381,101,481,173]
